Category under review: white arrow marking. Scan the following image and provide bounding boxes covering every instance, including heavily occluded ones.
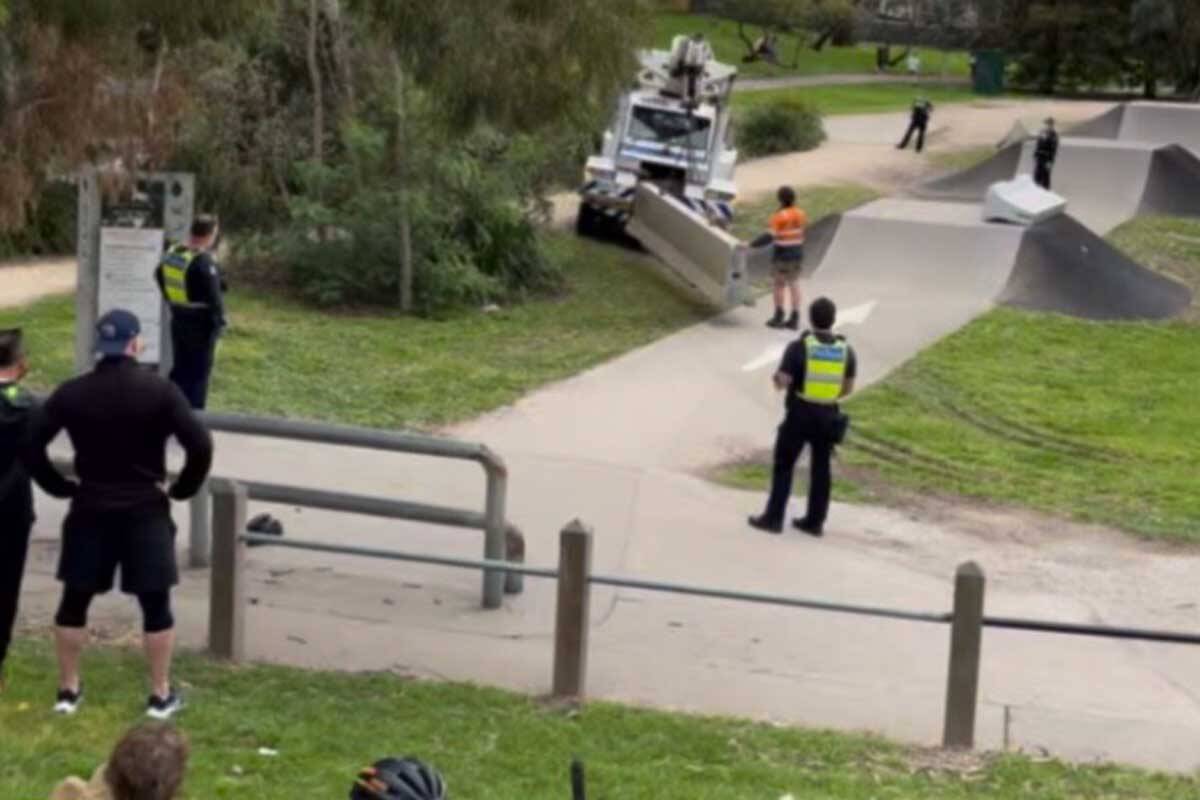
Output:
[741,343,787,373]
[837,300,877,328]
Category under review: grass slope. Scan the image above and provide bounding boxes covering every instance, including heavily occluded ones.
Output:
[3,235,709,430]
[3,640,1197,799]
[718,216,1200,542]
[654,12,971,80]
[733,83,980,116]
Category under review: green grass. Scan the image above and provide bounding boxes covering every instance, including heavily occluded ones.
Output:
[733,83,982,116]
[714,216,1200,541]
[2,234,709,430]
[654,12,971,80]
[731,183,880,241]
[4,640,1199,799]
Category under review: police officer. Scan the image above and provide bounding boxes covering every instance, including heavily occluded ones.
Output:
[1034,117,1059,190]
[897,97,933,153]
[155,215,226,409]
[28,310,213,718]
[748,297,858,537]
[0,329,77,689]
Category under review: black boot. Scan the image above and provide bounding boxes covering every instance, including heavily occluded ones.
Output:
[766,308,785,329]
[784,311,800,330]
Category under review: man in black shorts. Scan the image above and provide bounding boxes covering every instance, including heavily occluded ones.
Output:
[28,309,212,718]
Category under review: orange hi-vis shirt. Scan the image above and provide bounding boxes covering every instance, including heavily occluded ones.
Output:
[770,206,808,249]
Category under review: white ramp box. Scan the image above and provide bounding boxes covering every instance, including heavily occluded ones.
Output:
[625,183,751,308]
[983,176,1066,226]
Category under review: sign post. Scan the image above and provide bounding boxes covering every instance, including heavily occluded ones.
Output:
[75,171,195,374]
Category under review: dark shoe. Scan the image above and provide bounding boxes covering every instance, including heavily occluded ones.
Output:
[793,518,824,537]
[784,312,800,330]
[748,515,783,534]
[146,688,185,720]
[54,685,83,715]
[766,310,785,329]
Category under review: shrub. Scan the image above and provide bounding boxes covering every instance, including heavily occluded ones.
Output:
[737,101,827,159]
[0,180,78,259]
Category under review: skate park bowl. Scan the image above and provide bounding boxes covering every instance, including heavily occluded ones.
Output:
[913,138,1200,234]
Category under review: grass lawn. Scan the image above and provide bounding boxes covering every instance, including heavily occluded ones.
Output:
[4,640,1198,799]
[716,215,1200,542]
[2,234,710,430]
[731,183,880,241]
[654,12,971,80]
[732,83,981,116]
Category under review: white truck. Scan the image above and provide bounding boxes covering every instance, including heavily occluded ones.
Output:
[577,35,749,308]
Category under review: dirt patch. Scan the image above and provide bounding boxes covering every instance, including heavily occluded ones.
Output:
[0,256,75,308]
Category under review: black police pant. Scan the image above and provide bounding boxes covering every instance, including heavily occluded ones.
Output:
[762,412,835,526]
[170,327,219,410]
[1034,159,1053,190]
[0,517,33,670]
[899,120,928,152]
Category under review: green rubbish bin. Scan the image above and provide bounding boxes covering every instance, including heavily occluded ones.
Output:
[972,50,1006,95]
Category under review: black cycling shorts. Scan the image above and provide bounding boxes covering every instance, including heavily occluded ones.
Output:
[57,510,179,595]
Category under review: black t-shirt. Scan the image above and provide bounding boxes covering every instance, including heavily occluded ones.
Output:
[29,358,214,516]
[1035,130,1059,162]
[778,330,858,415]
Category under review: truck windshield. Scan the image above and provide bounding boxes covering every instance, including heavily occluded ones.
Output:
[627,106,711,152]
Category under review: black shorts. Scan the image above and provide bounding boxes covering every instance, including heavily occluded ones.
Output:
[57,510,179,595]
[773,245,805,277]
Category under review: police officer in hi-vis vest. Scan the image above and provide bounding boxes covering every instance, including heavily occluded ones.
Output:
[749,297,858,537]
[154,215,226,409]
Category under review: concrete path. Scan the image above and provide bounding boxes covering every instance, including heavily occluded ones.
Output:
[0,257,75,309]
[19,97,1200,772]
[737,73,970,92]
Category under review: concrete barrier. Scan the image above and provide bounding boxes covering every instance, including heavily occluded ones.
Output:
[625,183,750,308]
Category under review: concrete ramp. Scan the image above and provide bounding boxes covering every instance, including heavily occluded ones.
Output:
[1119,102,1200,155]
[1002,215,1192,320]
[1070,105,1126,139]
[625,183,750,308]
[914,142,1022,202]
[803,199,1189,382]
[1016,137,1155,233]
[1141,145,1200,218]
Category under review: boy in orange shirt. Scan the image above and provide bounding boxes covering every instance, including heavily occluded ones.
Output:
[766,186,808,329]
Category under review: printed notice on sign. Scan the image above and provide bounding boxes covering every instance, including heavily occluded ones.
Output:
[98,227,165,364]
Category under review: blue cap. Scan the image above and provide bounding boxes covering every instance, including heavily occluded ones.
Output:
[95,309,141,356]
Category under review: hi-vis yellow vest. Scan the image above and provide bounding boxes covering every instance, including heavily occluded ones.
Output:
[160,245,196,306]
[799,336,848,405]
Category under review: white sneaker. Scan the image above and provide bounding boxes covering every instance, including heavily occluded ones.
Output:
[54,686,83,715]
[146,689,184,720]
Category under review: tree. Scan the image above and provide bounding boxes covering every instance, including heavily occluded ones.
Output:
[1131,0,1175,98]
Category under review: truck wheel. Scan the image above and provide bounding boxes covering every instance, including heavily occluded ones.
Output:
[576,203,600,238]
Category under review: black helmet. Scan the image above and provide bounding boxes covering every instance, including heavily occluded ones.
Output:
[351,758,447,800]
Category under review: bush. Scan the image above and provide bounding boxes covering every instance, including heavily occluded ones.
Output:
[0,180,78,259]
[255,123,563,313]
[737,101,826,159]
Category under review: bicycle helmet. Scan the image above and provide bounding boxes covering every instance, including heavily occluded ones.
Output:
[350,757,447,800]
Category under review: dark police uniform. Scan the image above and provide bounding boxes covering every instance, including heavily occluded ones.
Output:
[1034,128,1059,190]
[28,357,212,607]
[898,99,934,153]
[155,244,226,409]
[0,382,76,673]
[761,330,857,532]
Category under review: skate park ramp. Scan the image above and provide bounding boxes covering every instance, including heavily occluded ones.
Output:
[803,199,1189,364]
[915,137,1200,234]
[1000,214,1192,319]
[914,142,1023,202]
[1070,101,1200,154]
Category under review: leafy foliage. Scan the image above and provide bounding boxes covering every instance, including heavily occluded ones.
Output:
[736,99,826,158]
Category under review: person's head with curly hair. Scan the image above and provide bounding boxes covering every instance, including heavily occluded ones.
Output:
[105,723,190,800]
